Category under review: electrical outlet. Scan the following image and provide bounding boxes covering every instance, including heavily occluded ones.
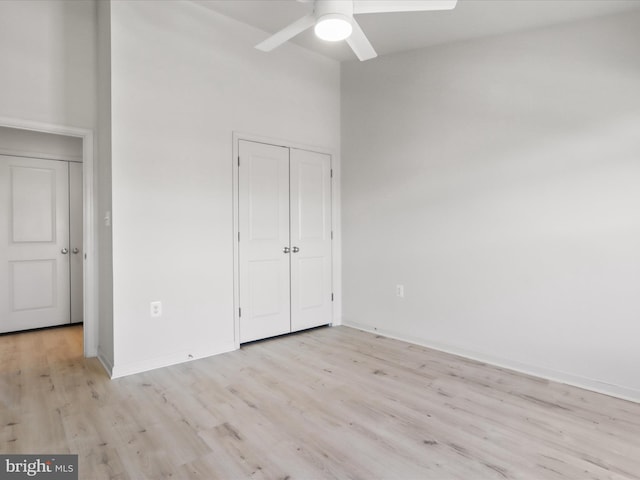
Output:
[150,301,162,317]
[396,285,404,298]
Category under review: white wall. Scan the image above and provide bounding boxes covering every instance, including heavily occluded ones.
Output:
[109,1,340,376]
[0,0,96,129]
[342,11,640,401]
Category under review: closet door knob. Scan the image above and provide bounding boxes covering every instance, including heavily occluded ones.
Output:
[61,248,69,254]
[283,246,290,254]
[72,248,80,254]
[292,246,299,253]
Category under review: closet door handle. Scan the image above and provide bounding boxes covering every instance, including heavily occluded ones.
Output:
[72,248,80,254]
[292,246,299,253]
[283,246,290,254]
[61,248,69,254]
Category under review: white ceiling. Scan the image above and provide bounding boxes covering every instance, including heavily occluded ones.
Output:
[197,0,640,62]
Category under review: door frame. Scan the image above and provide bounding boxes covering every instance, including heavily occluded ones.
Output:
[0,116,97,357]
[232,132,342,349]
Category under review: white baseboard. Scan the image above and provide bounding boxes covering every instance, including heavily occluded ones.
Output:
[343,320,640,404]
[110,343,237,379]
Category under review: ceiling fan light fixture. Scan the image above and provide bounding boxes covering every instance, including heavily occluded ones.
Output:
[314,14,352,42]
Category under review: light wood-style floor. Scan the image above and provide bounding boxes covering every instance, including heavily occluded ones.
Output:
[1,325,639,479]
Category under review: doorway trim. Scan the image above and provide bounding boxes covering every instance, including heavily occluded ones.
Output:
[0,116,97,357]
[232,131,342,350]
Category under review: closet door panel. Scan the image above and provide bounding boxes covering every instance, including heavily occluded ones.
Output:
[0,157,70,333]
[290,149,332,332]
[69,161,83,324]
[238,141,291,343]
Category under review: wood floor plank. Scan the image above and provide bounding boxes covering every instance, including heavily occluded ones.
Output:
[1,324,639,479]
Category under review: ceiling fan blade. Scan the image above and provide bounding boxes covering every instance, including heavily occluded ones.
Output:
[346,19,377,61]
[353,0,457,14]
[255,14,316,52]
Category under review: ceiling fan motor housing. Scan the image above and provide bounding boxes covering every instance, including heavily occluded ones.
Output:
[314,0,354,21]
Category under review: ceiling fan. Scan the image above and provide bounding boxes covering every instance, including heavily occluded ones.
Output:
[255,0,458,61]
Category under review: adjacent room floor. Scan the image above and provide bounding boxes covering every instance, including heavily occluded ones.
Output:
[1,324,639,479]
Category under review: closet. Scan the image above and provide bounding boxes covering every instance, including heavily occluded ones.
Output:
[0,127,83,334]
[238,140,333,343]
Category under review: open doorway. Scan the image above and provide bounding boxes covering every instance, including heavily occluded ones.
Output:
[0,118,96,357]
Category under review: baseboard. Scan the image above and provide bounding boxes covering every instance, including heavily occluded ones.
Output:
[110,343,237,379]
[343,320,640,404]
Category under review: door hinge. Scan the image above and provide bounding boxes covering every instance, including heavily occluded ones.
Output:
[238,156,240,166]
[330,169,333,178]
[331,293,334,302]
[239,307,242,317]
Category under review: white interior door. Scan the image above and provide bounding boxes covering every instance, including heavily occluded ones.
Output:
[238,140,291,343]
[0,156,71,333]
[69,161,83,324]
[290,149,333,332]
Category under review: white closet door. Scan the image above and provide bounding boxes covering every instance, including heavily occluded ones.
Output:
[238,141,291,343]
[69,162,83,324]
[290,149,332,332]
[0,156,71,333]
